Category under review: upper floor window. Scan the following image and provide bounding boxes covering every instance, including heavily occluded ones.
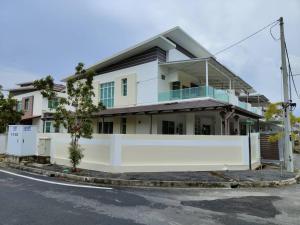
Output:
[24,98,30,111]
[121,78,127,96]
[17,101,22,112]
[48,98,59,109]
[100,82,114,108]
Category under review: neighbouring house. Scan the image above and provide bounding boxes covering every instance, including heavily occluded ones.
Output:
[63,26,264,136]
[8,81,68,133]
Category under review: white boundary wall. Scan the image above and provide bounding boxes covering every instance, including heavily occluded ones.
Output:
[42,133,260,173]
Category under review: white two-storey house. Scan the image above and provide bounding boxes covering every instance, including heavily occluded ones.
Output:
[8,81,67,133]
[63,27,266,136]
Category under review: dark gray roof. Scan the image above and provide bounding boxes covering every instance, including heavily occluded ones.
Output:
[8,83,66,96]
[238,94,269,104]
[95,99,262,118]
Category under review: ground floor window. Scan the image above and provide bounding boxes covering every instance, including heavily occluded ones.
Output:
[45,121,51,133]
[98,121,113,134]
[194,115,212,135]
[44,121,59,133]
[202,124,211,135]
[120,118,126,134]
[194,115,201,135]
[162,121,175,134]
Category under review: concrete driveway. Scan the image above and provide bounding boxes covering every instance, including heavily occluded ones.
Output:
[0,168,300,225]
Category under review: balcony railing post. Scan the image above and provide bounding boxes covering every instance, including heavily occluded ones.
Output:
[205,60,209,96]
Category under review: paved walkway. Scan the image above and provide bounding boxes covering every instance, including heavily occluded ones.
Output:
[30,163,295,183]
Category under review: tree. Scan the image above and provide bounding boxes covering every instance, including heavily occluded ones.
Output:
[34,63,104,171]
[265,102,300,142]
[0,85,23,133]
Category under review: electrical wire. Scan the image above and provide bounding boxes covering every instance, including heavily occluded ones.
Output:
[270,22,280,41]
[284,41,300,99]
[213,19,280,56]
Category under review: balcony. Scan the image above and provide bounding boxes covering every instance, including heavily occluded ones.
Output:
[158,86,263,116]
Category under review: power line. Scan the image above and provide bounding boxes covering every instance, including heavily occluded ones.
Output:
[214,19,280,56]
[269,22,280,41]
[284,40,300,99]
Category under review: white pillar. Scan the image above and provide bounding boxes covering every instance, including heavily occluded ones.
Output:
[205,60,209,96]
[186,113,195,135]
[110,134,122,167]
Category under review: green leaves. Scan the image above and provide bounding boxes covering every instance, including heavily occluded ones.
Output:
[265,102,282,120]
[33,75,56,99]
[68,142,84,171]
[265,102,300,142]
[33,63,102,170]
[0,90,23,133]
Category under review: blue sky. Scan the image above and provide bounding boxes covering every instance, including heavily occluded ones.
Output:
[0,0,299,115]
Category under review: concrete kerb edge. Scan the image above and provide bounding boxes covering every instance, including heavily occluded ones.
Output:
[1,162,298,188]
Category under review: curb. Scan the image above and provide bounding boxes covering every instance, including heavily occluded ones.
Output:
[1,163,299,189]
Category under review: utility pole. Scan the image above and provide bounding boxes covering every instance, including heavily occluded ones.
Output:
[279,17,294,172]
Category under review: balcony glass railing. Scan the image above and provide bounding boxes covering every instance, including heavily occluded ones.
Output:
[158,86,229,102]
[158,85,263,116]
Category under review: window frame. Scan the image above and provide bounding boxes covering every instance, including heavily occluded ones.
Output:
[45,121,51,133]
[24,98,30,111]
[162,120,175,134]
[99,82,115,108]
[121,78,127,96]
[17,101,22,112]
[98,121,113,134]
[48,98,59,109]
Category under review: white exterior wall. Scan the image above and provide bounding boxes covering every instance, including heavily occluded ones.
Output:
[32,117,43,133]
[92,60,159,107]
[167,49,190,62]
[41,91,70,113]
[13,90,68,116]
[158,68,199,94]
[13,91,43,116]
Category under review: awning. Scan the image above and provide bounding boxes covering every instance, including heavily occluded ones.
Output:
[21,115,41,121]
[94,99,262,119]
[159,57,255,93]
[239,94,269,105]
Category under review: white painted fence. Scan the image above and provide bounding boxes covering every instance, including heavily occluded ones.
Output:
[40,133,260,173]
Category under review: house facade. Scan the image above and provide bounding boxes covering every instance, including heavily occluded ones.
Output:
[63,27,264,136]
[8,81,67,133]
[1,26,266,172]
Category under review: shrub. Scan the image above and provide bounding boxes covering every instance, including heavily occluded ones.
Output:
[68,142,84,171]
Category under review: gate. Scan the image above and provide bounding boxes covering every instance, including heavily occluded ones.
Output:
[260,133,280,161]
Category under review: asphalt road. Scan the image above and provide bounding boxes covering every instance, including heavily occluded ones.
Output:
[0,168,300,225]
